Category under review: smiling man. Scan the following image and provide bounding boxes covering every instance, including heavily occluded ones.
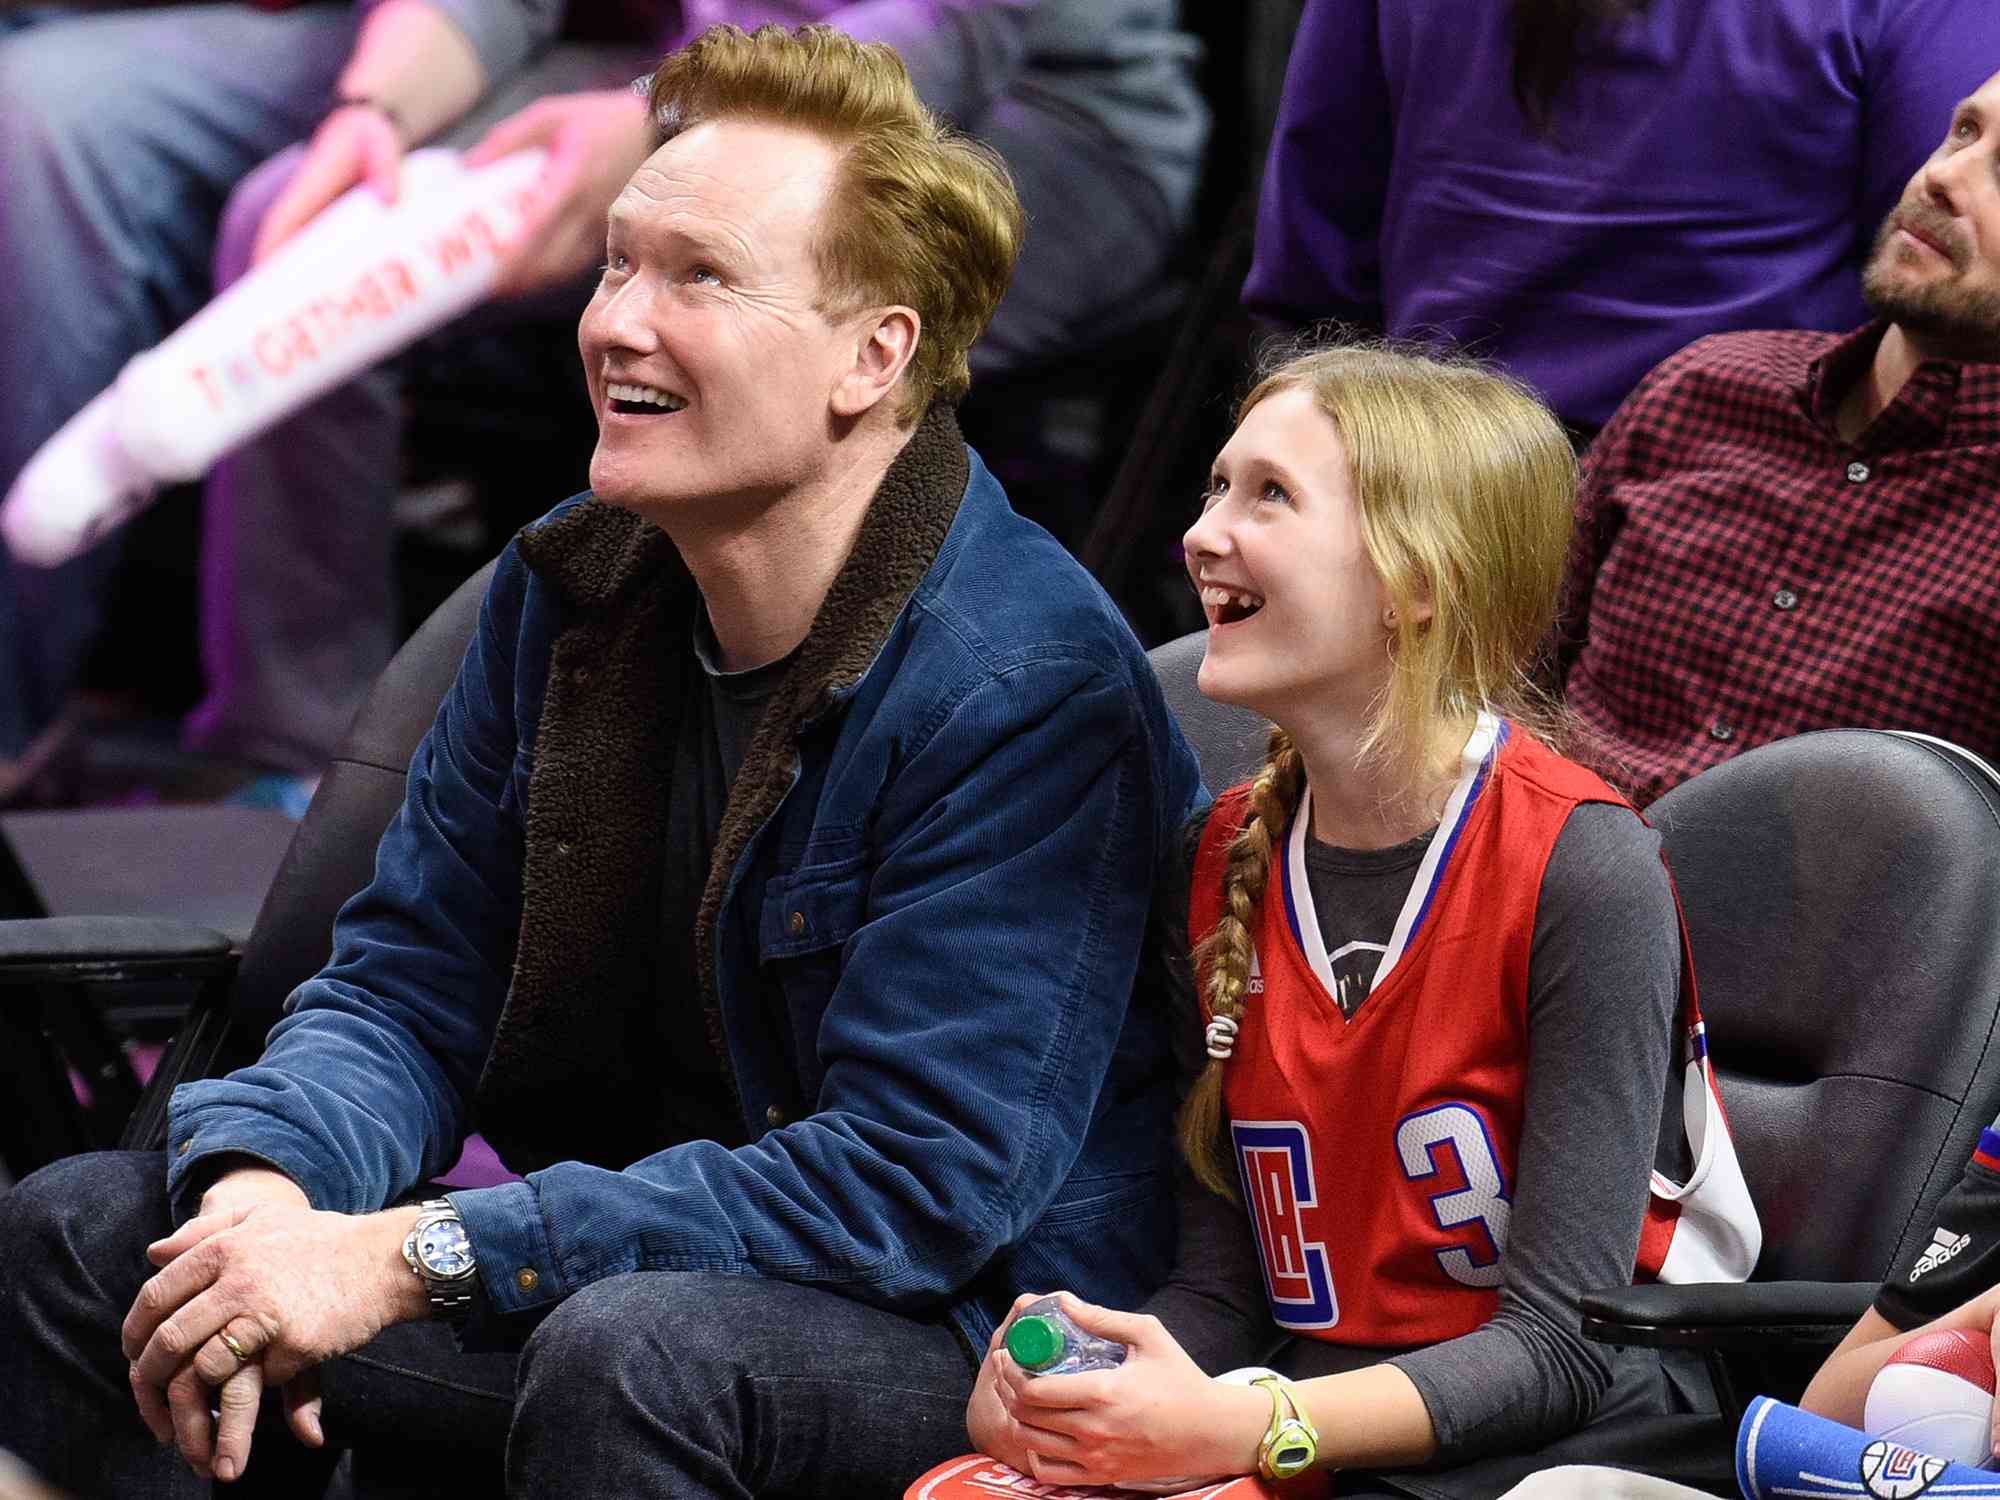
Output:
[0,24,1201,1499]
[1558,67,2000,804]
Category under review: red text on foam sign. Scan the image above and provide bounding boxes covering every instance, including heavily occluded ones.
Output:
[185,190,538,415]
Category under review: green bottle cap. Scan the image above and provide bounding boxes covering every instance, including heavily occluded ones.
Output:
[1006,1314,1067,1371]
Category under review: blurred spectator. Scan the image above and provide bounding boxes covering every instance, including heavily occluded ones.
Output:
[0,0,1205,808]
[1558,63,2000,805]
[1244,0,2000,437]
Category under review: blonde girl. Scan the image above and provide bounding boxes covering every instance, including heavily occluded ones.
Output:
[966,344,1744,1498]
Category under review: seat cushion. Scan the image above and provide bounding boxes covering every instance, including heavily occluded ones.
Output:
[1,806,298,948]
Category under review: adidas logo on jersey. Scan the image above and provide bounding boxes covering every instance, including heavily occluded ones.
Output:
[1910,1227,1973,1282]
[1248,946,1264,996]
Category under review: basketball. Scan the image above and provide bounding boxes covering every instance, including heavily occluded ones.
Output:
[1863,1328,1998,1468]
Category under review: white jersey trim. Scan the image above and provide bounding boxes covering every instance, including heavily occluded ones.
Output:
[1283,711,1503,1005]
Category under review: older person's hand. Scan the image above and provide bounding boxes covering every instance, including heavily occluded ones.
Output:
[464,89,655,297]
[121,1189,428,1483]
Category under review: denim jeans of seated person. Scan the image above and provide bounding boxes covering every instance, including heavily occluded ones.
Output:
[0,1151,979,1499]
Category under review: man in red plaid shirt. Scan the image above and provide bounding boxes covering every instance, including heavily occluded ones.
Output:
[1559,68,2000,806]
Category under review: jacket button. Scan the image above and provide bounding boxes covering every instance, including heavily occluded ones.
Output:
[516,1268,539,1293]
[556,839,573,856]
[1772,588,1798,611]
[570,666,590,687]
[788,911,806,937]
[1846,461,1870,483]
[1709,718,1735,742]
[766,1105,788,1128]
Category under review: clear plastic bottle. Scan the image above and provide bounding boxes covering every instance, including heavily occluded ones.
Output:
[1003,1294,1128,1376]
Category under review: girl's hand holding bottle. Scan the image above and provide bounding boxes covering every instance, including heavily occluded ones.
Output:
[967,1291,1270,1491]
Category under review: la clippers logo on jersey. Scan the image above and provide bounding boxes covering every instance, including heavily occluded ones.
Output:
[1232,1121,1338,1329]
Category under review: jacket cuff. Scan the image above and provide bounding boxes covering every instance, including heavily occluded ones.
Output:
[451,1179,566,1319]
[166,1085,348,1218]
[164,1145,301,1227]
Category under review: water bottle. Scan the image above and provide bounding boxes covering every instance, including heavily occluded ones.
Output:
[1004,1294,1127,1376]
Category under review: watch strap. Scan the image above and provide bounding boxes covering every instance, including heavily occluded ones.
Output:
[1251,1375,1319,1480]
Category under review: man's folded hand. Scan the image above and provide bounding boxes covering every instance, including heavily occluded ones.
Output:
[119,1192,427,1483]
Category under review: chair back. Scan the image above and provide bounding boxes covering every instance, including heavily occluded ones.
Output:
[1145,631,1267,795]
[1650,729,2000,1283]
[225,560,497,1058]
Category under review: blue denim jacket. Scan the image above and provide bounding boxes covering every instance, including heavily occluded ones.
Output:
[168,413,1202,1355]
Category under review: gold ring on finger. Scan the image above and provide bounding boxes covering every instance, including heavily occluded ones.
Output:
[218,1330,252,1366]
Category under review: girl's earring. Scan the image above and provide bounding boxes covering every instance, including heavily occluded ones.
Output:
[1382,607,1399,631]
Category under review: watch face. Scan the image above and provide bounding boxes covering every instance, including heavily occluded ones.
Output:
[416,1216,474,1278]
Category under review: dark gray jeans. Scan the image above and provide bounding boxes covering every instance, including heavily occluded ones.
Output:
[0,1151,978,1498]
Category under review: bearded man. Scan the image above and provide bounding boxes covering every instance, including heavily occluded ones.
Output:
[1557,65,2000,804]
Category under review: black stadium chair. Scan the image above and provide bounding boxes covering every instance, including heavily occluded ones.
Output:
[1145,629,1267,795]
[0,561,496,1182]
[1581,731,2000,1433]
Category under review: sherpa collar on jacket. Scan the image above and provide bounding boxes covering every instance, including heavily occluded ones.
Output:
[475,402,970,1172]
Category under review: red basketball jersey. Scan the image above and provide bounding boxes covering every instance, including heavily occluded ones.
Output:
[1191,719,1703,1347]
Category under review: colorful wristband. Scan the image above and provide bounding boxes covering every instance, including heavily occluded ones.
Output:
[1251,1375,1319,1481]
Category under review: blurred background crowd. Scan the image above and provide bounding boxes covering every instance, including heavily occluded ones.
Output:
[1,0,1994,816]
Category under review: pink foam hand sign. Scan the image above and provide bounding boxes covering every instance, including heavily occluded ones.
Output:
[1,146,548,568]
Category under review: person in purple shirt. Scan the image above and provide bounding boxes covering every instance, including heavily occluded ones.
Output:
[1244,0,2000,437]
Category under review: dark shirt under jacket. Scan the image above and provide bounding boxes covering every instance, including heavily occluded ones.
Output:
[1560,321,2000,805]
[654,614,802,1149]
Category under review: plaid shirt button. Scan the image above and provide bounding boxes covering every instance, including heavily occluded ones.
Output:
[1773,588,1799,610]
[1708,719,1735,742]
[1846,461,1871,482]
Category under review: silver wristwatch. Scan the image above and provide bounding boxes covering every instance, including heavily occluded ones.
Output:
[402,1199,478,1323]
